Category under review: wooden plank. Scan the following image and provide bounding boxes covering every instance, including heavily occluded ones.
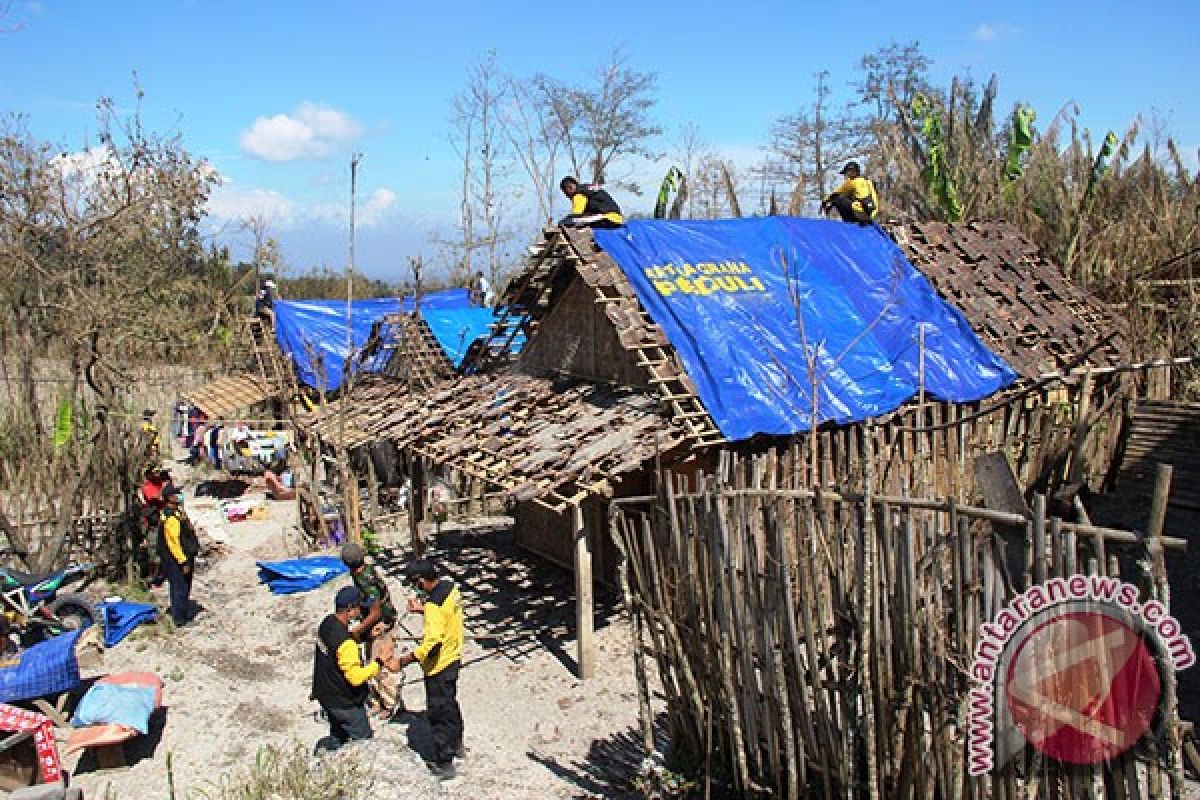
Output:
[573,502,595,679]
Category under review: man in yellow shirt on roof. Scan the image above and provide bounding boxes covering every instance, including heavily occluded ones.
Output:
[822,161,879,224]
[398,559,465,781]
[559,176,624,229]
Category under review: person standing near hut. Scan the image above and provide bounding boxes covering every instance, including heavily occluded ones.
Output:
[158,490,199,627]
[398,559,465,780]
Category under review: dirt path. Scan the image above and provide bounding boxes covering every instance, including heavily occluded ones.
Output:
[66,477,649,799]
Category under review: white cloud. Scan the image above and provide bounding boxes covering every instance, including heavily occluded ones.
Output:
[50,145,111,178]
[238,102,363,162]
[207,182,295,223]
[972,23,1019,42]
[360,188,398,226]
[303,186,399,229]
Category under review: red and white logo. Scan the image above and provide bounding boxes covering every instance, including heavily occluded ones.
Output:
[1005,608,1160,765]
[967,576,1193,775]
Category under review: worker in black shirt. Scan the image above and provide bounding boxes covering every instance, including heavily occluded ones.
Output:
[312,586,401,752]
[559,176,624,228]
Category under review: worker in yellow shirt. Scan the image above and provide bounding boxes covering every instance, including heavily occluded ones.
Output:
[140,409,161,457]
[559,176,624,229]
[158,491,198,626]
[821,161,879,224]
[312,586,403,751]
[398,559,465,781]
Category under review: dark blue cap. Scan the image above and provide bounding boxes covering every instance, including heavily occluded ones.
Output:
[335,586,363,611]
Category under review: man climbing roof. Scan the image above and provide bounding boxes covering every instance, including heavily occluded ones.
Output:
[558,176,624,229]
[821,161,879,225]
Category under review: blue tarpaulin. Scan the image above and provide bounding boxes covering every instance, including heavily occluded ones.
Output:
[273,288,475,390]
[99,600,158,647]
[593,218,1017,441]
[256,556,348,595]
[0,629,81,703]
[423,307,509,368]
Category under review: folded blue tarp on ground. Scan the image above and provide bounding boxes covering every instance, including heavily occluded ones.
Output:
[0,629,81,703]
[273,288,474,390]
[594,218,1018,440]
[98,601,158,647]
[256,556,348,595]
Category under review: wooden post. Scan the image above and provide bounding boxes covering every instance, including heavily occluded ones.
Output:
[364,447,381,528]
[409,454,425,557]
[342,448,361,544]
[1066,369,1093,486]
[573,500,595,679]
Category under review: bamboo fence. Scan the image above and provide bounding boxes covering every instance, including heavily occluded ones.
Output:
[611,445,1186,798]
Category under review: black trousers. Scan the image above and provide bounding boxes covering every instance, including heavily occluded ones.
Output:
[163,557,193,625]
[425,663,463,764]
[320,704,373,749]
[829,194,871,224]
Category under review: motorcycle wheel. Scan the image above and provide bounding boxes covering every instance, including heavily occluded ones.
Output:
[48,592,101,632]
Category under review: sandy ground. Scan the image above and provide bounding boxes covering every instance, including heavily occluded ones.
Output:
[63,470,652,799]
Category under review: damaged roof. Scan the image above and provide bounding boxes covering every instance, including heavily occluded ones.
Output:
[183,373,271,419]
[358,372,685,509]
[887,221,1129,377]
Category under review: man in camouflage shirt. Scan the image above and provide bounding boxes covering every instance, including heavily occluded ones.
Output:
[341,542,401,717]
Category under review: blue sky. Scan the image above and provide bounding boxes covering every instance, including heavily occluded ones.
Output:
[2,1,1195,282]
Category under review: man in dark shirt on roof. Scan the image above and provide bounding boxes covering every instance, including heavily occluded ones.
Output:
[558,176,624,228]
[312,586,401,752]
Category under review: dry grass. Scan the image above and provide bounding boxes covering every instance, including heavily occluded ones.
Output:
[188,742,369,800]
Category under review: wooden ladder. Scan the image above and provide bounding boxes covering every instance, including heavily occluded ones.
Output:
[466,227,579,374]
[245,316,290,399]
[560,229,725,448]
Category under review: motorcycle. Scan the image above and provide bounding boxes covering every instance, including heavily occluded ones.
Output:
[0,557,100,643]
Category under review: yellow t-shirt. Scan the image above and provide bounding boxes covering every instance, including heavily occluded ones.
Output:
[830,176,879,220]
[413,582,464,677]
[162,515,187,564]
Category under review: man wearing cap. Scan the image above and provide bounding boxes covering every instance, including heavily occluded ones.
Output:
[158,490,198,627]
[398,559,465,780]
[821,161,880,224]
[312,586,402,751]
[340,542,401,718]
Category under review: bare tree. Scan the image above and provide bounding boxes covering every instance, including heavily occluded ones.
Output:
[501,74,563,223]
[521,50,661,192]
[670,123,712,219]
[450,53,512,294]
[0,90,230,569]
[856,41,932,122]
[771,70,859,213]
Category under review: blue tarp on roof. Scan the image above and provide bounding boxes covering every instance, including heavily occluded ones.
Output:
[423,307,507,368]
[593,218,1017,441]
[273,288,475,390]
